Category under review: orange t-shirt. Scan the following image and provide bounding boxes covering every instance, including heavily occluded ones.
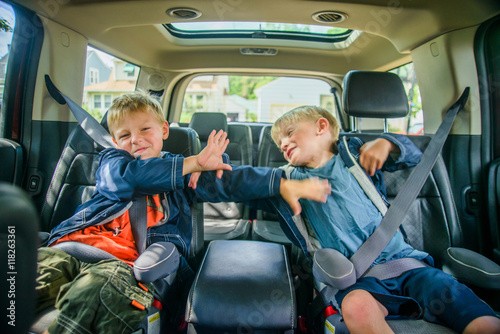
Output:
[53,195,164,265]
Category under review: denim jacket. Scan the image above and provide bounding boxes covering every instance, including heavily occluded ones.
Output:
[260,133,425,262]
[48,148,283,268]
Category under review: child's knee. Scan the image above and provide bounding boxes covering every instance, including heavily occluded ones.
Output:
[342,290,388,322]
[342,290,372,317]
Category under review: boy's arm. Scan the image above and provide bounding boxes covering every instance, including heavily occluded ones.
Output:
[96,130,231,201]
[187,164,330,209]
[358,133,422,176]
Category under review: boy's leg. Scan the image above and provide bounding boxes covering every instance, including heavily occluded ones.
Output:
[341,289,394,334]
[463,316,500,334]
[36,247,81,314]
[401,267,498,333]
[48,258,154,334]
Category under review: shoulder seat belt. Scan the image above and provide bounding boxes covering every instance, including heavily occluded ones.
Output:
[45,75,148,254]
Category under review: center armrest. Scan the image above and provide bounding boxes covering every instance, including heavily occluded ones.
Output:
[186,240,296,332]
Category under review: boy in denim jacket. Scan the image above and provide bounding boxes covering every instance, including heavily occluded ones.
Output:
[270,105,500,334]
[36,93,330,334]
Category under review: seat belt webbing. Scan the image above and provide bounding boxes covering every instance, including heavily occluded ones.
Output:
[350,87,470,279]
[45,75,114,149]
[129,196,148,255]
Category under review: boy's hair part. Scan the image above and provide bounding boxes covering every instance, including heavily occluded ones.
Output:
[271,105,340,149]
[107,91,164,139]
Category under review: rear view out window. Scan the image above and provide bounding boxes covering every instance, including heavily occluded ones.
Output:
[180,75,338,124]
[82,46,140,122]
[390,63,423,135]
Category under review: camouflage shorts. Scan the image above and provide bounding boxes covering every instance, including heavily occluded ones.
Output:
[36,247,154,334]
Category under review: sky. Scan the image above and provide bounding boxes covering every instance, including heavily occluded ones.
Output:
[0,2,14,57]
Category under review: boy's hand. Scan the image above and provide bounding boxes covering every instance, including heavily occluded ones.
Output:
[196,129,232,174]
[183,130,232,180]
[359,138,397,176]
[280,178,331,216]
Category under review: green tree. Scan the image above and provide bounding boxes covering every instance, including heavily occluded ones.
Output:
[228,76,277,100]
[0,18,12,32]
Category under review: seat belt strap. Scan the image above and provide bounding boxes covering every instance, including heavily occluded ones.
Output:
[129,196,148,254]
[363,257,428,281]
[342,136,388,216]
[44,75,114,149]
[350,87,470,279]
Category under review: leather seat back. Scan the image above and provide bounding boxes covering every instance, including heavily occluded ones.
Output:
[189,112,253,242]
[0,138,23,185]
[0,183,38,333]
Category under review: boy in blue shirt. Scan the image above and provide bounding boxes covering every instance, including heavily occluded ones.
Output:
[37,93,330,334]
[270,105,500,334]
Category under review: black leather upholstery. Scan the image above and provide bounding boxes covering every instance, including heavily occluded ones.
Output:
[343,71,409,119]
[0,139,23,185]
[189,112,227,142]
[164,127,205,263]
[189,113,253,242]
[0,183,38,333]
[185,240,296,333]
[252,125,291,245]
[40,126,100,232]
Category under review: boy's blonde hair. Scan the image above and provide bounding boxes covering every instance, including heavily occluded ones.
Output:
[107,92,164,139]
[271,105,340,149]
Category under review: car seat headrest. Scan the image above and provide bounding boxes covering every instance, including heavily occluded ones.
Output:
[342,71,409,119]
[189,112,228,142]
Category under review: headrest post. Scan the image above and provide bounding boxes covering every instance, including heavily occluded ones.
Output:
[384,119,389,133]
[350,117,358,132]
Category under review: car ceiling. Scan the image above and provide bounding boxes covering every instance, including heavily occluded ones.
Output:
[11,0,500,75]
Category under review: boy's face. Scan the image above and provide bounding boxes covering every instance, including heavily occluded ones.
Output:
[278,119,328,168]
[112,109,169,160]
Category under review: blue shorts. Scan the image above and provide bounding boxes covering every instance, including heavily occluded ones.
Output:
[334,267,496,333]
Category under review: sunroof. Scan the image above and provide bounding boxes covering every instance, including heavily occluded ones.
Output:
[165,22,352,42]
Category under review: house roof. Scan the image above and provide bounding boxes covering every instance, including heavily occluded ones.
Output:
[227,94,257,111]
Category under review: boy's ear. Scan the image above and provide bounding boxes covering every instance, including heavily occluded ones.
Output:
[316,118,330,135]
[162,121,170,140]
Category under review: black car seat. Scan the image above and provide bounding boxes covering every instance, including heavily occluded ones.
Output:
[0,138,23,185]
[251,125,292,247]
[0,183,39,334]
[31,110,203,333]
[189,112,253,242]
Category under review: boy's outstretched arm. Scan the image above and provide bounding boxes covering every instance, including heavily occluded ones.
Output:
[280,178,331,215]
[359,138,399,176]
[183,129,232,177]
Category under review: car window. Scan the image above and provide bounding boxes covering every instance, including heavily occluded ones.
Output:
[180,75,338,125]
[82,46,140,122]
[0,1,15,129]
[356,63,423,135]
[389,63,423,135]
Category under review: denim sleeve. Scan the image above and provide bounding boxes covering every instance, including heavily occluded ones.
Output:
[96,148,185,201]
[379,133,422,172]
[188,164,283,203]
